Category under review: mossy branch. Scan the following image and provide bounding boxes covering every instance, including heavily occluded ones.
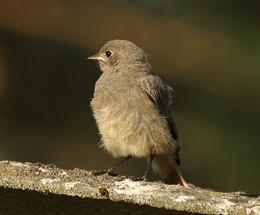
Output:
[0,161,259,214]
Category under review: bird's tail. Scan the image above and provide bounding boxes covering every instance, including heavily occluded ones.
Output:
[152,154,189,187]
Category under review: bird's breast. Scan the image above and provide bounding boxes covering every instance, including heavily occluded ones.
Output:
[91,75,150,123]
[90,73,175,157]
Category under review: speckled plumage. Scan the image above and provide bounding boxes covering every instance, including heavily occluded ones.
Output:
[89,40,187,186]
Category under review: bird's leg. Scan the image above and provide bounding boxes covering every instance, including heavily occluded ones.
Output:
[142,154,154,181]
[107,155,132,174]
[92,155,132,176]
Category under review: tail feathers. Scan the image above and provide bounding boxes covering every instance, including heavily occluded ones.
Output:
[152,155,189,187]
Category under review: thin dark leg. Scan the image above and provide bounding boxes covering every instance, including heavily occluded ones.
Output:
[107,155,132,174]
[142,154,154,181]
[92,155,132,176]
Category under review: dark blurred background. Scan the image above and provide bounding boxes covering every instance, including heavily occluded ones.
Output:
[0,0,259,194]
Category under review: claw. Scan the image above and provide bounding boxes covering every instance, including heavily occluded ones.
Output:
[91,169,107,176]
[91,169,118,177]
[129,176,150,182]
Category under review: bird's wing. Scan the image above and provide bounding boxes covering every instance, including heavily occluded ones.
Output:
[140,73,181,164]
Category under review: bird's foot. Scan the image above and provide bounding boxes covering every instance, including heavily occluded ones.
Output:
[142,176,148,182]
[91,168,118,176]
[129,176,150,182]
[91,169,107,176]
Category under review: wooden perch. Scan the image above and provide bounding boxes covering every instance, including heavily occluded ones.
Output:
[0,161,259,214]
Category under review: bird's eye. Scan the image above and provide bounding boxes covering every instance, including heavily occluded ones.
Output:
[106,51,112,58]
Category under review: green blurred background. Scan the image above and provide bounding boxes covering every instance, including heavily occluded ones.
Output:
[0,0,259,194]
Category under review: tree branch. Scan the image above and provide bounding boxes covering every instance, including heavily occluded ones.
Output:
[0,161,259,214]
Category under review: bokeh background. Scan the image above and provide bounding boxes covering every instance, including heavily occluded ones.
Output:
[0,0,259,194]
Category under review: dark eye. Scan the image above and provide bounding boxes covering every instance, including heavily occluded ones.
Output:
[106,51,112,57]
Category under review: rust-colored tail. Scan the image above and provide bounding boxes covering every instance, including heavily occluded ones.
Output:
[152,155,188,187]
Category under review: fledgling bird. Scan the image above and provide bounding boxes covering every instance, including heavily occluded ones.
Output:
[88,40,188,187]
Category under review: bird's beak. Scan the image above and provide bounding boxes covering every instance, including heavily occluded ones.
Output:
[87,55,105,62]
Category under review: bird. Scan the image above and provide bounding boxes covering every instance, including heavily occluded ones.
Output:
[88,39,188,187]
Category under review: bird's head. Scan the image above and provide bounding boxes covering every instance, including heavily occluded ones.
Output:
[88,40,150,73]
